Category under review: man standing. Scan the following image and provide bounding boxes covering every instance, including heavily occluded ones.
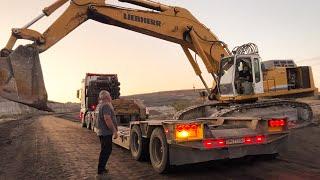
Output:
[95,90,118,177]
[239,65,253,82]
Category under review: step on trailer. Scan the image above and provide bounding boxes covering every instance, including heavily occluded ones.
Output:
[111,115,289,173]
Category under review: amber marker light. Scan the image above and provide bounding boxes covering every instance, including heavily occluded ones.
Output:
[175,123,203,141]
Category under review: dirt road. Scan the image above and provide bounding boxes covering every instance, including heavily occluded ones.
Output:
[0,114,319,179]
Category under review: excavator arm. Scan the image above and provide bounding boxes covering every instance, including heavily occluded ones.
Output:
[0,0,231,109]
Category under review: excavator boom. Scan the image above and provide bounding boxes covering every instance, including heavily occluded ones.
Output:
[0,0,230,110]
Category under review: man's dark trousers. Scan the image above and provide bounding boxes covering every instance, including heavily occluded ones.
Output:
[98,135,113,174]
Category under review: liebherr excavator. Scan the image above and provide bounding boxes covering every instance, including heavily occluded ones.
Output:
[0,0,317,123]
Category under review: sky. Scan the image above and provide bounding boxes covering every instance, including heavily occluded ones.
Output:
[0,0,319,103]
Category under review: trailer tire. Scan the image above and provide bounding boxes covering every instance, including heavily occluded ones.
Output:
[130,125,148,161]
[149,127,169,173]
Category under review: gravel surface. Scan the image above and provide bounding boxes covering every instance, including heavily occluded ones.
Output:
[0,114,319,179]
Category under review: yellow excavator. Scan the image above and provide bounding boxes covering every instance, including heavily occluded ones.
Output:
[0,0,317,112]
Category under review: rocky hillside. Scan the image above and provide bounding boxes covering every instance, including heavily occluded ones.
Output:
[124,89,206,107]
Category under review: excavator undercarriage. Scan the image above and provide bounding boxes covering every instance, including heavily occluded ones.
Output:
[174,99,318,129]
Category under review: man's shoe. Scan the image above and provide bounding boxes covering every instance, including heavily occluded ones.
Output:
[96,173,109,180]
[97,168,109,174]
[104,168,109,174]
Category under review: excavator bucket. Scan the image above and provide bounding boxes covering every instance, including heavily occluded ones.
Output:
[0,45,49,111]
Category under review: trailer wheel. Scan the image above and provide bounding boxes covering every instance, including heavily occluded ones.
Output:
[149,127,169,173]
[130,125,148,161]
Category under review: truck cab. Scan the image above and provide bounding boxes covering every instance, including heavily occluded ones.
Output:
[77,73,148,129]
[77,73,121,128]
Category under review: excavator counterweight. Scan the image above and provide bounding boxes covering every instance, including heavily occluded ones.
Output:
[0,45,48,110]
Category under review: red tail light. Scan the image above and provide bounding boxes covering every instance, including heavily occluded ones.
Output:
[204,135,265,149]
[203,140,213,149]
[268,119,286,127]
[244,137,253,144]
[255,135,265,143]
[164,128,169,134]
[90,105,97,111]
[268,119,286,132]
[203,139,226,149]
[176,124,198,132]
[216,139,226,146]
[79,112,83,120]
[244,135,265,144]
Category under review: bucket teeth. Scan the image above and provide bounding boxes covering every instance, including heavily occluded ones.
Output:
[0,45,50,111]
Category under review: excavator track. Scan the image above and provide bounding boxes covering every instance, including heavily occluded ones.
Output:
[174,99,318,129]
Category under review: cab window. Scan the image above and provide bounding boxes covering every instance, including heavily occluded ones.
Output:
[254,58,261,83]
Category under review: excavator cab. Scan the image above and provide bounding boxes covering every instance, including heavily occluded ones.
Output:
[218,43,264,100]
[0,45,49,110]
[218,54,264,99]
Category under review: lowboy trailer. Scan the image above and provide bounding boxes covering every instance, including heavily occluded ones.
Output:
[111,115,289,173]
